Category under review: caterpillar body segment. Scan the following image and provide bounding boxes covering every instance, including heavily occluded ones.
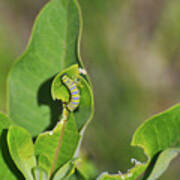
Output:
[61,74,80,112]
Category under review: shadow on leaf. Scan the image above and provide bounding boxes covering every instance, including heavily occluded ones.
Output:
[37,76,63,132]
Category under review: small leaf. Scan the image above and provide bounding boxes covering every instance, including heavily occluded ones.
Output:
[51,64,80,102]
[0,113,21,179]
[7,126,37,180]
[53,160,76,180]
[51,64,94,131]
[35,112,80,177]
[147,148,180,180]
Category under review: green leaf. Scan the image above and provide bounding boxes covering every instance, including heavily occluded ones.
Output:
[98,104,180,180]
[7,126,37,180]
[51,65,80,102]
[147,148,180,180]
[8,0,84,136]
[97,164,147,180]
[32,167,48,180]
[0,114,21,179]
[51,64,94,131]
[53,160,76,180]
[0,113,21,180]
[35,112,80,177]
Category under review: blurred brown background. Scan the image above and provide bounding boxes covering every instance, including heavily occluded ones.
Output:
[0,0,180,179]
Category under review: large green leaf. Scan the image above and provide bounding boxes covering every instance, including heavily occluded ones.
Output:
[98,104,180,180]
[35,111,80,177]
[0,113,21,180]
[7,126,37,180]
[8,0,85,136]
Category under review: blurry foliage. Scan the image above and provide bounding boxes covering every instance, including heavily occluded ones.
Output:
[0,19,20,112]
[0,0,180,179]
[153,0,180,59]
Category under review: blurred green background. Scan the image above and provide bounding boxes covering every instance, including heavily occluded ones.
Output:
[0,0,180,179]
